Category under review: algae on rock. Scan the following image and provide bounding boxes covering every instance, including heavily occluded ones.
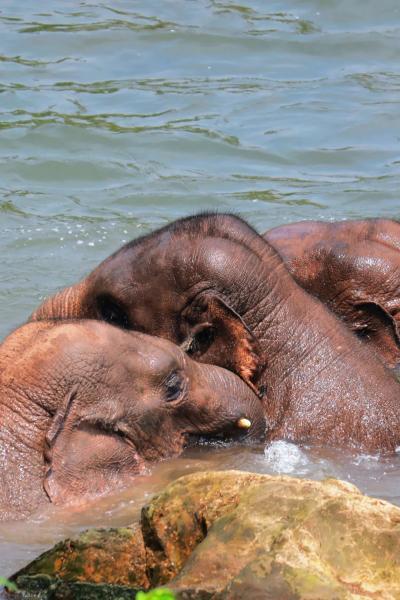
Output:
[11,471,400,599]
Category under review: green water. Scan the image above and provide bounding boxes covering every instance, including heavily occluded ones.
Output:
[1,0,400,340]
[1,0,400,578]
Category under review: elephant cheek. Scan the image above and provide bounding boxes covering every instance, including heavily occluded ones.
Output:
[132,425,187,463]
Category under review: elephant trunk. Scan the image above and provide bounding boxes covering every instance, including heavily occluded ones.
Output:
[30,282,89,322]
[188,360,267,443]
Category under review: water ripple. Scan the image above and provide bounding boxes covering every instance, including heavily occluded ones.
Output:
[0,54,78,67]
[1,0,400,573]
[18,18,183,34]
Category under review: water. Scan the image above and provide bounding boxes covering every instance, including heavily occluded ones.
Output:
[2,442,400,578]
[1,0,400,578]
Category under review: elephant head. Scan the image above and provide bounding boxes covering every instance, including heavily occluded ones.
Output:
[0,319,265,519]
[31,214,400,451]
[265,218,400,369]
[31,216,277,392]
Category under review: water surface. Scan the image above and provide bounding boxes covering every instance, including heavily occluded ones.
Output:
[2,442,400,577]
[1,0,400,577]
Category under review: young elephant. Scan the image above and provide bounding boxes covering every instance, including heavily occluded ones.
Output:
[265,218,400,369]
[0,320,265,520]
[31,214,400,452]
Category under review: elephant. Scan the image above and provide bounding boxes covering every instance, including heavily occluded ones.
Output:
[265,218,400,369]
[31,214,400,452]
[0,319,265,521]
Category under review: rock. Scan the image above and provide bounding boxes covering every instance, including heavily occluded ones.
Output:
[10,525,150,598]
[10,471,400,599]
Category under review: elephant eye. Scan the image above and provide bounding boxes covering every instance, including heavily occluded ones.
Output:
[187,326,215,357]
[164,370,186,402]
[97,296,130,329]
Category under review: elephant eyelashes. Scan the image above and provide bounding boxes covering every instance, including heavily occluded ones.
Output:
[164,370,186,402]
[97,296,130,329]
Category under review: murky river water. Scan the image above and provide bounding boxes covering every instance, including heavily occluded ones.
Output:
[1,0,400,578]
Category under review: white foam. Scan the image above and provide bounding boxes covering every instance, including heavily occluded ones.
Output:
[264,441,309,474]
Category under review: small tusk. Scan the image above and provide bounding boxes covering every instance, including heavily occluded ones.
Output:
[237,417,251,430]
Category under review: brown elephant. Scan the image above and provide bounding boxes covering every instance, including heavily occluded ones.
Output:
[0,319,264,521]
[31,214,400,452]
[265,218,400,369]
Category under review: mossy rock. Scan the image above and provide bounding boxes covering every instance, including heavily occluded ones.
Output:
[10,471,400,599]
[5,574,139,599]
[11,524,148,590]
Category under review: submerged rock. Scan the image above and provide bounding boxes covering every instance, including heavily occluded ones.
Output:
[10,471,400,599]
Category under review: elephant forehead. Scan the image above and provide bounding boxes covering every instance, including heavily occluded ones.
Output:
[21,325,99,372]
[167,237,245,288]
[109,230,177,280]
[118,334,184,376]
[36,323,180,378]
[136,232,236,276]
[74,324,181,369]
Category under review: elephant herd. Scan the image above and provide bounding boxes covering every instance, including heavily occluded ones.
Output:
[1,213,400,520]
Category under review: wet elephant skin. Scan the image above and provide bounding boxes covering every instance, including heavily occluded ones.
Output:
[265,218,400,369]
[30,214,400,452]
[0,319,265,520]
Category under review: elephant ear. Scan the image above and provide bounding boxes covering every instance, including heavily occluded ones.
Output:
[43,387,142,504]
[43,386,79,503]
[352,301,400,369]
[181,292,266,394]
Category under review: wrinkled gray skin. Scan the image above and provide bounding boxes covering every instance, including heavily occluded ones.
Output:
[32,214,400,452]
[0,319,265,521]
